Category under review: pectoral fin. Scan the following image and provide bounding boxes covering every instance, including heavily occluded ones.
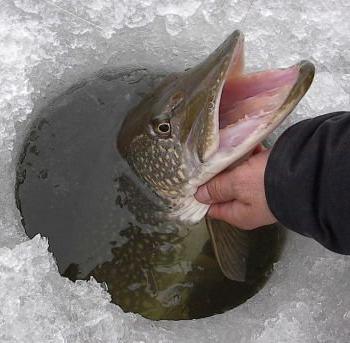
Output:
[206,217,249,282]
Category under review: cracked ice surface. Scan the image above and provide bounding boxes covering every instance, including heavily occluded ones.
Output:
[0,0,350,342]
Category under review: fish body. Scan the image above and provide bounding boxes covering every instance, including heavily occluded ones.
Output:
[117,30,314,282]
[88,220,213,320]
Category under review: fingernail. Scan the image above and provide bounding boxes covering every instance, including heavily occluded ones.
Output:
[195,185,211,204]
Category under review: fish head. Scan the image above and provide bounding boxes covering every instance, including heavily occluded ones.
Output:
[117,30,315,224]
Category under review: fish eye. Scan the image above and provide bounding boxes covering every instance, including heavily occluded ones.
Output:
[158,122,170,133]
[153,120,171,137]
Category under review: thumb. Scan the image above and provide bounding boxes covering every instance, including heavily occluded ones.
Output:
[195,171,241,204]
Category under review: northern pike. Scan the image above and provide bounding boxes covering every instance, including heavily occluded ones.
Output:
[117,30,314,283]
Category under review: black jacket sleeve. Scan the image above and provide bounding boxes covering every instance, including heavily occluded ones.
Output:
[265,111,350,254]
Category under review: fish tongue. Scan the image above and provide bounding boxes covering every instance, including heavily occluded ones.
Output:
[218,84,292,149]
[217,66,298,150]
[219,85,292,129]
[219,115,266,149]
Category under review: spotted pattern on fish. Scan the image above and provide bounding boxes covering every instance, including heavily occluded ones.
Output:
[128,130,189,199]
[86,224,193,319]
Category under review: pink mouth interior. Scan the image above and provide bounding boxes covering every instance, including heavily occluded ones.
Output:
[218,66,299,150]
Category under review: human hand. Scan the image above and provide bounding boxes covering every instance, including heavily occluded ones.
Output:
[195,148,277,229]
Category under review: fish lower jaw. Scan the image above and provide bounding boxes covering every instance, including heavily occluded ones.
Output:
[166,197,209,224]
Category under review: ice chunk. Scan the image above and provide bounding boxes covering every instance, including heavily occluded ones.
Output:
[156,0,201,17]
[0,0,350,342]
[164,14,185,36]
[0,236,130,342]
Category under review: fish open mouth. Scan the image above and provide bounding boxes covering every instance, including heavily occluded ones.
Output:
[201,31,315,165]
[219,63,298,149]
[156,30,314,224]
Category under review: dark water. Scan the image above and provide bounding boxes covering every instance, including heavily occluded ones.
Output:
[16,68,285,320]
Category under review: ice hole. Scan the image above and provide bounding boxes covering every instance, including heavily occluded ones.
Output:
[15,68,285,321]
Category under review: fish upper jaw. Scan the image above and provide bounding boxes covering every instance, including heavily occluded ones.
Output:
[184,31,244,165]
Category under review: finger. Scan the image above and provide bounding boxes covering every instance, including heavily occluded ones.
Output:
[207,201,256,230]
[195,169,243,204]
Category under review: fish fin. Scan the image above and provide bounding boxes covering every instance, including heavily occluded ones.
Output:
[206,217,249,282]
[143,268,159,297]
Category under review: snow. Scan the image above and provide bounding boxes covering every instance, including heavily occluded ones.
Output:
[0,0,349,342]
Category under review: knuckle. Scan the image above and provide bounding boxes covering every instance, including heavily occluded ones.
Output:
[208,180,225,201]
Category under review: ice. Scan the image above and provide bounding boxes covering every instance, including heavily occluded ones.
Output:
[0,0,350,342]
